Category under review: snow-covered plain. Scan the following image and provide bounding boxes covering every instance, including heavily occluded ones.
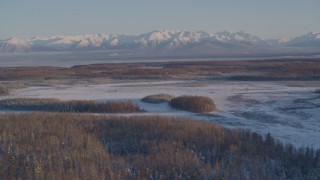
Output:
[1,80,320,148]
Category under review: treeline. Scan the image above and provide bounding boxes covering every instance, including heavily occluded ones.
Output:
[0,98,141,113]
[0,113,319,179]
[169,95,216,113]
[1,59,320,81]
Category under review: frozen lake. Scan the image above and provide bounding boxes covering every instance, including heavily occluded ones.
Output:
[1,80,320,148]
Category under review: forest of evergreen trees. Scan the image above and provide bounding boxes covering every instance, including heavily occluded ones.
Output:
[0,113,319,179]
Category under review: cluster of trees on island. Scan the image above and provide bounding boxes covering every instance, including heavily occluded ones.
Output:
[0,113,319,179]
[169,95,216,113]
[142,94,216,113]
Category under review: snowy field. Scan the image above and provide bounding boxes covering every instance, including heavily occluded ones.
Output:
[1,80,320,148]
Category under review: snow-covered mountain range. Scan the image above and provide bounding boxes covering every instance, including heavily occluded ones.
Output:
[1,30,320,53]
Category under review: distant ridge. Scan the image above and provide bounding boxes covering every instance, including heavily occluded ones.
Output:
[1,30,320,54]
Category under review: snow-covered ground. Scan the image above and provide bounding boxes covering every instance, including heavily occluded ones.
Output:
[1,80,320,148]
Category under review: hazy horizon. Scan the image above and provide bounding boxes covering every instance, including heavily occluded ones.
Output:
[1,0,319,39]
[1,29,319,41]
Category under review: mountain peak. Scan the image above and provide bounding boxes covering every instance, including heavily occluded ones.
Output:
[0,37,31,53]
[306,32,320,39]
[285,32,320,47]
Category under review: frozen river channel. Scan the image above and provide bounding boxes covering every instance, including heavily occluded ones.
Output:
[1,80,320,148]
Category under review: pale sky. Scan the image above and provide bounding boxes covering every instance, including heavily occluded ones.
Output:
[1,0,319,39]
